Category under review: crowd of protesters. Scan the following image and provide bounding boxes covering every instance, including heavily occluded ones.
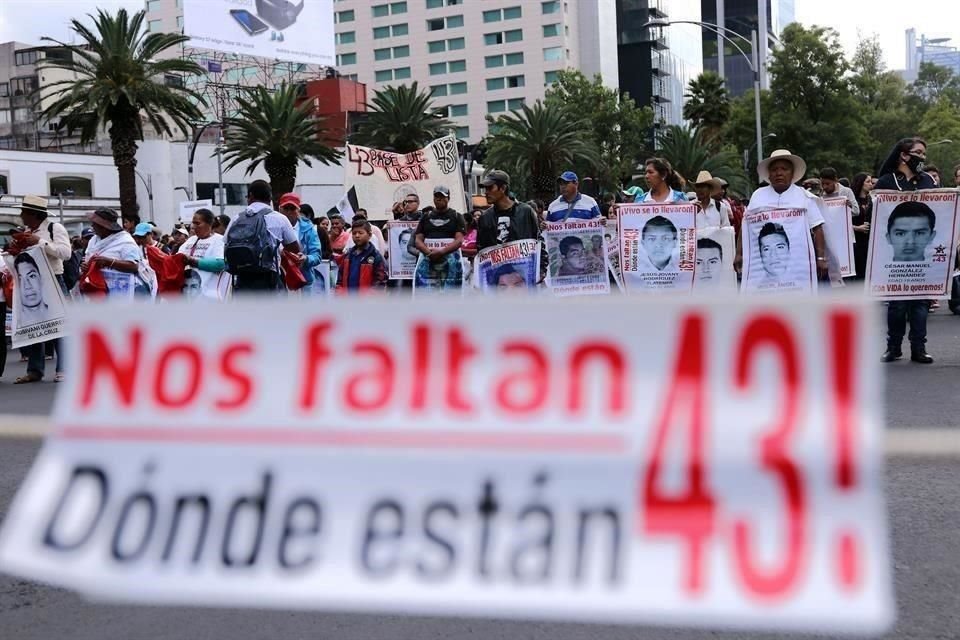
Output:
[1,137,958,384]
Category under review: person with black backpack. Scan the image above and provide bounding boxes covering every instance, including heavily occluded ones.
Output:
[223,180,300,292]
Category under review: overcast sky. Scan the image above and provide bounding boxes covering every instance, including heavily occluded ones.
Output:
[1,0,958,71]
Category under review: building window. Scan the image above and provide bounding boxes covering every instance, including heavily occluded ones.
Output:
[393,45,410,58]
[543,23,560,37]
[507,74,525,88]
[395,66,411,79]
[543,46,563,61]
[485,55,503,69]
[485,33,503,46]
[14,50,40,66]
[455,126,469,139]
[375,70,392,82]
[449,104,468,117]
[0,173,8,194]
[429,62,446,76]
[164,74,184,88]
[430,60,466,75]
[449,59,465,72]
[449,81,467,94]
[428,37,464,53]
[0,111,9,125]
[544,70,559,86]
[393,23,409,36]
[427,15,462,31]
[507,98,525,110]
[426,0,443,7]
[483,6,521,23]
[336,31,356,45]
[176,15,184,28]
[486,77,505,91]
[373,4,389,17]
[375,48,392,61]
[336,9,355,22]
[430,84,448,97]
[197,183,246,205]
[373,2,406,17]
[337,52,357,66]
[11,76,37,96]
[147,19,163,33]
[427,18,444,30]
[448,37,465,50]
[542,1,559,14]
[392,2,408,14]
[146,0,161,13]
[447,15,463,28]
[49,176,92,198]
[376,67,409,82]
[0,82,8,98]
[487,100,506,114]
[373,26,390,38]
[505,52,523,65]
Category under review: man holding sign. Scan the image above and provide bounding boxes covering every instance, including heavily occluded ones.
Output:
[739,150,828,281]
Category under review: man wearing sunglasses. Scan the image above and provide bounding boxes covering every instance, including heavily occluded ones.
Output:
[393,193,423,221]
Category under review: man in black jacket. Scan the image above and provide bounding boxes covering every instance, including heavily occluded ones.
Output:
[476,170,541,250]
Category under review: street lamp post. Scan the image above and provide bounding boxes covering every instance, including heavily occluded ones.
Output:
[642,19,766,170]
[187,121,221,200]
[215,134,226,216]
[134,170,154,220]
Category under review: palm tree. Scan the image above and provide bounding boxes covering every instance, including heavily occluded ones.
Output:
[655,125,749,196]
[40,9,205,216]
[221,84,343,203]
[351,82,452,153]
[683,72,731,142]
[484,101,598,201]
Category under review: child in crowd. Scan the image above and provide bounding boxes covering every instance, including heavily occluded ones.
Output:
[338,219,386,292]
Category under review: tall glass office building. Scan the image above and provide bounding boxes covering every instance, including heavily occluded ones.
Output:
[617,0,703,129]
[700,0,794,96]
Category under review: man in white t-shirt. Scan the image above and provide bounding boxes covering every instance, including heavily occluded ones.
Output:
[223,180,300,292]
[738,149,828,280]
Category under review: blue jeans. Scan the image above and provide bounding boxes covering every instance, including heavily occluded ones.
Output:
[25,274,67,378]
[887,300,929,352]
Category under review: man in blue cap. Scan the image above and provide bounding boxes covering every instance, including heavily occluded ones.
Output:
[545,171,602,223]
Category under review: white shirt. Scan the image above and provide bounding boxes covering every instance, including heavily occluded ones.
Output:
[747,184,825,229]
[28,221,72,275]
[344,223,385,254]
[696,199,731,229]
[178,233,228,300]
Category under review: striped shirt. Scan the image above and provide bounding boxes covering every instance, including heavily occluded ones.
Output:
[546,193,602,222]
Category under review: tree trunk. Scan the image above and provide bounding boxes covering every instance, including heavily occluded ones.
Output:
[265,156,297,209]
[110,123,140,218]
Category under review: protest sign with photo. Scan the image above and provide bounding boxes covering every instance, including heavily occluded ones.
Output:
[618,203,696,294]
[0,296,892,633]
[605,218,624,292]
[2,246,68,348]
[821,197,856,278]
[694,226,737,293]
[412,238,463,295]
[866,189,960,300]
[545,219,610,296]
[476,239,541,292]
[344,135,466,221]
[385,221,419,280]
[742,208,816,294]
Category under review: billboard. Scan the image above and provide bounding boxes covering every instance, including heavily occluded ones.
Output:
[183,0,335,66]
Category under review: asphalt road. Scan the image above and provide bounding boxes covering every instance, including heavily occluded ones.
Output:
[1,312,958,640]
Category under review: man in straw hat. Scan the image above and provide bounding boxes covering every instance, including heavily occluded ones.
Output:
[738,149,828,280]
[692,171,730,229]
[10,195,71,384]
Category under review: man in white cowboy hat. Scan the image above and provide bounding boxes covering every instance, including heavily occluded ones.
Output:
[10,195,71,384]
[738,149,828,280]
[693,171,730,229]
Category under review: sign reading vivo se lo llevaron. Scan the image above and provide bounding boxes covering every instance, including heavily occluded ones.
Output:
[0,296,892,633]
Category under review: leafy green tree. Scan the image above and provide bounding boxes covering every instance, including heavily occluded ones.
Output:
[350,82,452,153]
[909,62,960,107]
[221,84,342,204]
[40,8,204,216]
[655,125,749,196]
[484,101,598,202]
[917,98,960,176]
[544,70,653,193]
[682,71,730,141]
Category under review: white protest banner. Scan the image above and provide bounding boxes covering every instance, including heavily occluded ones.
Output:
[822,197,856,278]
[345,136,466,221]
[476,240,541,292]
[694,227,737,293]
[178,199,213,224]
[2,246,68,348]
[545,219,610,296]
[0,296,892,634]
[618,204,696,294]
[742,208,816,295]
[605,218,624,292]
[182,0,334,67]
[385,221,418,280]
[866,189,960,300]
[412,238,463,294]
